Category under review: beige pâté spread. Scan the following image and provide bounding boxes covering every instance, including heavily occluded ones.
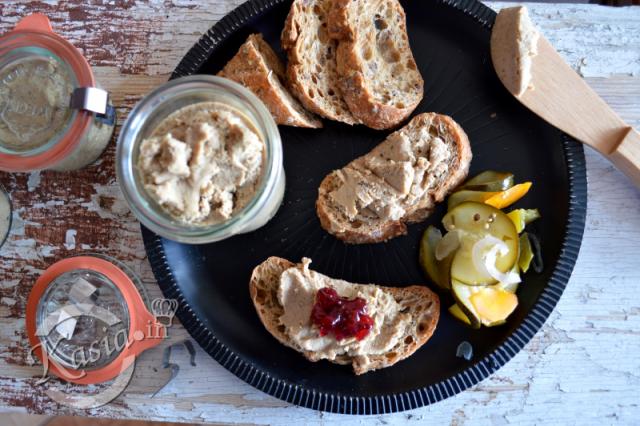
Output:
[329,128,451,224]
[277,258,411,365]
[138,102,265,225]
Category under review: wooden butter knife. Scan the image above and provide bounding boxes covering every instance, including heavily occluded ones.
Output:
[491,32,640,187]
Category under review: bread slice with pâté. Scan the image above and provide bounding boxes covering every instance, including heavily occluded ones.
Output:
[328,0,424,129]
[218,33,322,128]
[281,0,359,125]
[249,256,440,375]
[316,112,472,244]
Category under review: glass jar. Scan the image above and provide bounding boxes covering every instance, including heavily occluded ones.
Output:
[117,75,285,244]
[26,255,163,385]
[0,14,115,172]
[0,183,12,250]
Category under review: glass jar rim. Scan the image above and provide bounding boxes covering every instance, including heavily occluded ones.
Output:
[0,14,94,171]
[116,75,283,244]
[0,183,12,250]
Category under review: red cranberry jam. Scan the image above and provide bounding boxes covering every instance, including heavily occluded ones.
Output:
[310,287,374,341]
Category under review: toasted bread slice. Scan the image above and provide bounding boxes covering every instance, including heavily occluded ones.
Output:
[281,0,358,125]
[328,0,424,129]
[249,256,440,375]
[218,34,322,128]
[317,113,472,243]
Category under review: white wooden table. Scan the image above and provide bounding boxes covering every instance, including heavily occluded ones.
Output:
[0,1,638,424]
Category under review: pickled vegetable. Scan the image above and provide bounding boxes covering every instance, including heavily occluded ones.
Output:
[484,182,532,209]
[469,287,518,326]
[423,170,540,330]
[448,190,499,210]
[470,235,521,285]
[419,226,450,290]
[451,281,481,329]
[435,229,460,261]
[461,171,515,192]
[449,304,472,326]
[528,233,544,273]
[498,272,520,294]
[443,202,519,285]
[518,232,534,273]
[507,208,541,233]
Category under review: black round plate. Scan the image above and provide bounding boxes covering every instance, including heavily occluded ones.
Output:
[142,0,587,414]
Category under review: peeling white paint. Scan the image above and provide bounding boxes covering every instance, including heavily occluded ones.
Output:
[64,229,77,250]
[80,184,131,220]
[27,171,41,193]
[0,279,19,289]
[40,245,58,258]
[1,298,16,307]
[30,200,64,210]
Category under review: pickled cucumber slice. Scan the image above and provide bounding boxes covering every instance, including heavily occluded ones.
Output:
[448,304,472,326]
[419,226,441,285]
[447,190,499,210]
[507,208,541,233]
[435,230,460,261]
[518,232,534,273]
[443,202,519,285]
[451,281,481,329]
[461,171,515,192]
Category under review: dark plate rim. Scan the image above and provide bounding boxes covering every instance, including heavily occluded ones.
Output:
[142,0,587,414]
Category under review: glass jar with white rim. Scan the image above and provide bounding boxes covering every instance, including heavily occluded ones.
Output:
[116,75,285,244]
[0,14,115,172]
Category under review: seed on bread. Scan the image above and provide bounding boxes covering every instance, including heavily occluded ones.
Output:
[282,0,359,125]
[249,256,440,375]
[329,0,424,129]
[316,113,472,244]
[218,33,322,128]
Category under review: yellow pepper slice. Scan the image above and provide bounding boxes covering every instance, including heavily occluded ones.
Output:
[470,287,518,324]
[484,182,532,209]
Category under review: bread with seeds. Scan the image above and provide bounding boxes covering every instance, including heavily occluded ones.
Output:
[329,0,424,129]
[316,113,472,243]
[218,33,322,128]
[281,0,358,125]
[250,256,440,375]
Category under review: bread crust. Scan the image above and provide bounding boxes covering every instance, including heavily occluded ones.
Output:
[281,0,359,125]
[316,113,472,244]
[329,0,424,129]
[249,256,440,375]
[218,34,322,128]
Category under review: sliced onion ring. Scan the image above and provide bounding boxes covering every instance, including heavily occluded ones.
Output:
[471,235,521,285]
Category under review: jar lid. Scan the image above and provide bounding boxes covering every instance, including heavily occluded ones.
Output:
[0,14,99,171]
[26,256,165,385]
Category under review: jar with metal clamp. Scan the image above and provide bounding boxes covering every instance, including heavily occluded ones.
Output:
[0,14,115,172]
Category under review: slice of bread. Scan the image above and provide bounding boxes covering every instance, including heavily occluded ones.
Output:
[218,34,322,128]
[317,113,472,243]
[249,256,440,375]
[281,0,358,125]
[328,0,424,129]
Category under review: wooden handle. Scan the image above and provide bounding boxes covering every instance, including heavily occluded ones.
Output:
[608,127,640,188]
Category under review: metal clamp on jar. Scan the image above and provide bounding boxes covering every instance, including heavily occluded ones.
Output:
[0,14,115,172]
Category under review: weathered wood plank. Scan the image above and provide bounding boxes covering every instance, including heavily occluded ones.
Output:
[0,2,638,425]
